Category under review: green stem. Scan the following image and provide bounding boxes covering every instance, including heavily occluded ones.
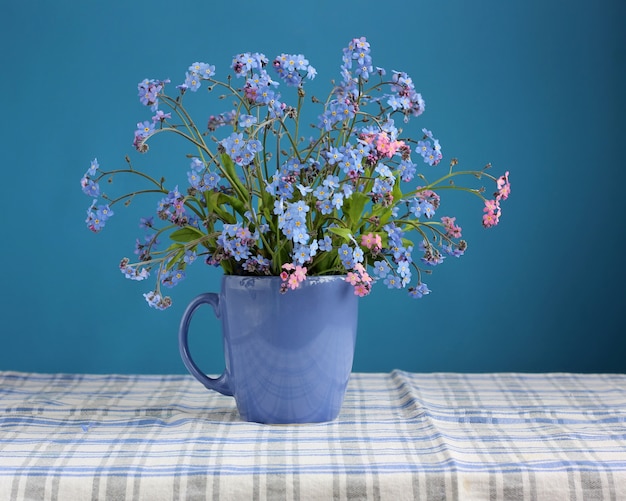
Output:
[103,189,166,207]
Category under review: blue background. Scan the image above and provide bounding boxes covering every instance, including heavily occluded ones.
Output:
[1,0,624,375]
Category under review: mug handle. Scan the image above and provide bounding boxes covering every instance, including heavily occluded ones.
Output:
[178,292,233,396]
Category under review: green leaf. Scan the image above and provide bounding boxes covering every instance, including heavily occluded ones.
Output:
[166,249,185,270]
[392,175,404,202]
[169,226,205,243]
[402,237,415,249]
[223,193,246,217]
[345,192,370,230]
[220,152,249,208]
[205,191,239,223]
[372,206,393,226]
[161,243,187,271]
[328,226,353,241]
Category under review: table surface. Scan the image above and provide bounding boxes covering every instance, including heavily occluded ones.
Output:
[1,371,625,501]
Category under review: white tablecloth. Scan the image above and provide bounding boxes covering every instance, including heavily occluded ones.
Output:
[1,371,625,500]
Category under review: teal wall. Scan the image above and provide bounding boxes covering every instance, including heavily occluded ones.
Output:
[1,0,624,374]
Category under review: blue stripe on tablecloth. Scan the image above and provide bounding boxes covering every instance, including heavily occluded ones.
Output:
[3,460,626,478]
[3,431,626,448]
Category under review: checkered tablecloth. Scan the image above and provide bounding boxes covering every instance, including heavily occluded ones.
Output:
[1,371,625,500]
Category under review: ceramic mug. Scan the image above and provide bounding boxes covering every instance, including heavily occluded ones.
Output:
[178,275,358,424]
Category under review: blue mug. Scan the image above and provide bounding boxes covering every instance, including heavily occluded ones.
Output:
[178,275,358,424]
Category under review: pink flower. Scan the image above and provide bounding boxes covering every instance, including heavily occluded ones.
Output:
[282,263,295,271]
[374,132,405,158]
[441,216,462,239]
[280,271,289,281]
[483,199,500,213]
[346,272,360,285]
[288,275,299,290]
[361,232,382,251]
[482,210,500,228]
[354,284,370,297]
[496,171,511,201]
[361,233,374,248]
[482,199,502,228]
[294,265,307,282]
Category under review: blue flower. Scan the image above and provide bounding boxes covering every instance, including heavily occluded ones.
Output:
[416,130,442,166]
[384,276,402,289]
[325,147,344,165]
[354,141,372,159]
[161,269,186,288]
[387,95,402,111]
[120,261,149,281]
[352,247,364,263]
[338,152,359,175]
[246,254,271,273]
[423,204,435,219]
[189,157,203,172]
[372,178,393,195]
[338,243,352,260]
[313,186,330,200]
[189,62,215,80]
[183,72,202,92]
[273,199,285,216]
[272,53,316,87]
[420,244,444,267]
[287,200,309,218]
[137,78,167,111]
[81,177,100,197]
[317,111,335,131]
[441,243,465,258]
[238,114,257,128]
[397,261,410,277]
[188,170,203,191]
[331,193,344,210]
[241,142,262,166]
[218,223,254,262]
[398,159,416,182]
[139,216,154,229]
[296,184,313,197]
[85,202,114,232]
[143,291,172,310]
[342,37,373,80]
[317,199,333,215]
[87,158,99,176]
[410,199,435,219]
[375,164,394,179]
[292,227,310,245]
[385,223,404,244]
[292,243,312,264]
[204,171,221,189]
[323,175,340,190]
[232,241,251,261]
[318,235,333,252]
[232,52,268,76]
[373,260,390,278]
[135,120,155,141]
[409,283,430,299]
[221,132,245,160]
[183,250,197,264]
